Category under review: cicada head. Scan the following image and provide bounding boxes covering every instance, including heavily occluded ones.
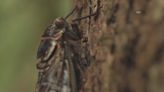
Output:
[53,17,67,29]
[42,17,67,38]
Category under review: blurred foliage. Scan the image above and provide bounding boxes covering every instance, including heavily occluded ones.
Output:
[0,0,72,92]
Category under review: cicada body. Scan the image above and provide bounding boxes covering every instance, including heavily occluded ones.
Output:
[37,17,67,72]
[36,4,101,92]
[36,17,80,92]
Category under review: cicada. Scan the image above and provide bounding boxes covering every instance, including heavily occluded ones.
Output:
[36,5,99,92]
[36,16,81,92]
[36,6,84,91]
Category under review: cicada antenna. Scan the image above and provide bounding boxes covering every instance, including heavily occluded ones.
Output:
[72,6,102,22]
[64,7,77,20]
[72,12,96,22]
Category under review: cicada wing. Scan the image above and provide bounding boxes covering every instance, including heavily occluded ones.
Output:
[37,39,57,61]
[36,53,77,92]
[60,59,77,92]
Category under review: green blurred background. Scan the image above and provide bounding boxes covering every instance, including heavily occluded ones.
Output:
[0,0,72,92]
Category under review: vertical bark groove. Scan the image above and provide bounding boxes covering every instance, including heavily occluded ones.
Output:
[72,0,164,92]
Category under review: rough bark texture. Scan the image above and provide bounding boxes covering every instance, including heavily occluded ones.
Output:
[72,0,164,92]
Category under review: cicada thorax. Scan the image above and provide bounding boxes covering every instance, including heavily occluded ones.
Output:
[37,17,67,72]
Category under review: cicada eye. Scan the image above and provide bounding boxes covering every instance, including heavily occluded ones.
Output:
[54,17,65,28]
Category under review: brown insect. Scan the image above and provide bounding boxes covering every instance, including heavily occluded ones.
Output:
[36,2,100,92]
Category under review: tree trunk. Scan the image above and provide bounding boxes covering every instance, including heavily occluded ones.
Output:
[72,0,164,92]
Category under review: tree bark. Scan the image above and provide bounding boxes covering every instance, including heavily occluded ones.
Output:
[72,0,164,92]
